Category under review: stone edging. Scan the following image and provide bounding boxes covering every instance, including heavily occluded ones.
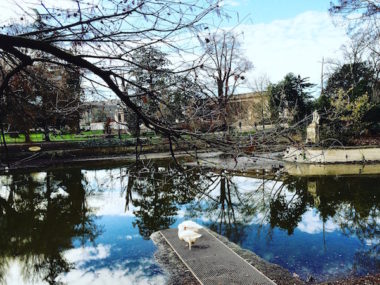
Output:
[151,230,304,285]
[283,146,380,164]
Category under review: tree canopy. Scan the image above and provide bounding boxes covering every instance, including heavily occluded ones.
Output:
[2,62,82,141]
[0,0,222,145]
[268,73,314,123]
[324,61,378,101]
[330,0,380,58]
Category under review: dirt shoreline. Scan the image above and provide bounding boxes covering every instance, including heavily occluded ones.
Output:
[0,150,226,174]
[0,145,284,174]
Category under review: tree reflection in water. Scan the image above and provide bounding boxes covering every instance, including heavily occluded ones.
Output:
[125,161,205,239]
[123,163,378,277]
[0,169,100,285]
[184,171,251,243]
[122,162,379,243]
[313,177,379,275]
[0,162,378,283]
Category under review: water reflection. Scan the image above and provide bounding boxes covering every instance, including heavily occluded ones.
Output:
[182,173,379,280]
[121,163,379,281]
[126,162,197,239]
[0,162,379,284]
[0,170,99,284]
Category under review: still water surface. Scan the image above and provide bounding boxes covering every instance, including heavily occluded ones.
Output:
[0,160,378,284]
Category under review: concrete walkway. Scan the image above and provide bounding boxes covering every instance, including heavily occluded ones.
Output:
[160,228,277,285]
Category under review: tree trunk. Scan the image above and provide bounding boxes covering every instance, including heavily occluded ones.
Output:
[24,131,31,143]
[44,126,50,142]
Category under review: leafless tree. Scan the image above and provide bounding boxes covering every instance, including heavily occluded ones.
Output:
[329,1,380,99]
[0,0,227,152]
[0,0,332,166]
[195,30,253,131]
[330,0,380,55]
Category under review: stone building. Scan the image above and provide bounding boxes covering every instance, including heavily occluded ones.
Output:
[182,91,272,132]
[79,92,272,133]
[80,100,128,132]
[226,92,271,130]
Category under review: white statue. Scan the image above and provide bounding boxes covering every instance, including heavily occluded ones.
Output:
[306,110,320,144]
[312,110,320,125]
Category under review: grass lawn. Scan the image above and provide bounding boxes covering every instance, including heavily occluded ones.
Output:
[0,130,133,144]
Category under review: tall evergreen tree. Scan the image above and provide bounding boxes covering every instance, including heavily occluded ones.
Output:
[268,73,314,123]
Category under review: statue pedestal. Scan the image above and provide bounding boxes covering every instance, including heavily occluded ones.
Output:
[306,122,319,144]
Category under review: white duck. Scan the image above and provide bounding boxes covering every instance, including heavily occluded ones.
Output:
[178,229,202,250]
[178,220,203,232]
[178,221,203,250]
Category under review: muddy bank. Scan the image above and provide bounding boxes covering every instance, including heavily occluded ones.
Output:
[0,148,223,174]
[0,140,285,174]
[0,138,212,173]
[0,139,173,162]
[319,274,380,285]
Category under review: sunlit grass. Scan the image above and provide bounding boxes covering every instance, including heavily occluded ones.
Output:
[0,131,133,143]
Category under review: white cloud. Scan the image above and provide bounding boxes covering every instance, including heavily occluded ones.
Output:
[59,265,167,285]
[236,11,349,93]
[86,190,136,216]
[124,234,140,240]
[220,0,242,7]
[4,257,167,285]
[0,1,349,97]
[0,0,22,24]
[297,209,338,234]
[64,244,111,265]
[83,169,136,216]
[59,257,167,285]
[0,0,81,25]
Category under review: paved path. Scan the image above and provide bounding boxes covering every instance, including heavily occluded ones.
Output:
[160,228,277,285]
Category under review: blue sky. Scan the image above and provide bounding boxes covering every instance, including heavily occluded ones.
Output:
[0,0,348,96]
[216,0,348,95]
[223,0,332,24]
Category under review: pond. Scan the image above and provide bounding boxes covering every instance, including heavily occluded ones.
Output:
[0,160,378,284]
